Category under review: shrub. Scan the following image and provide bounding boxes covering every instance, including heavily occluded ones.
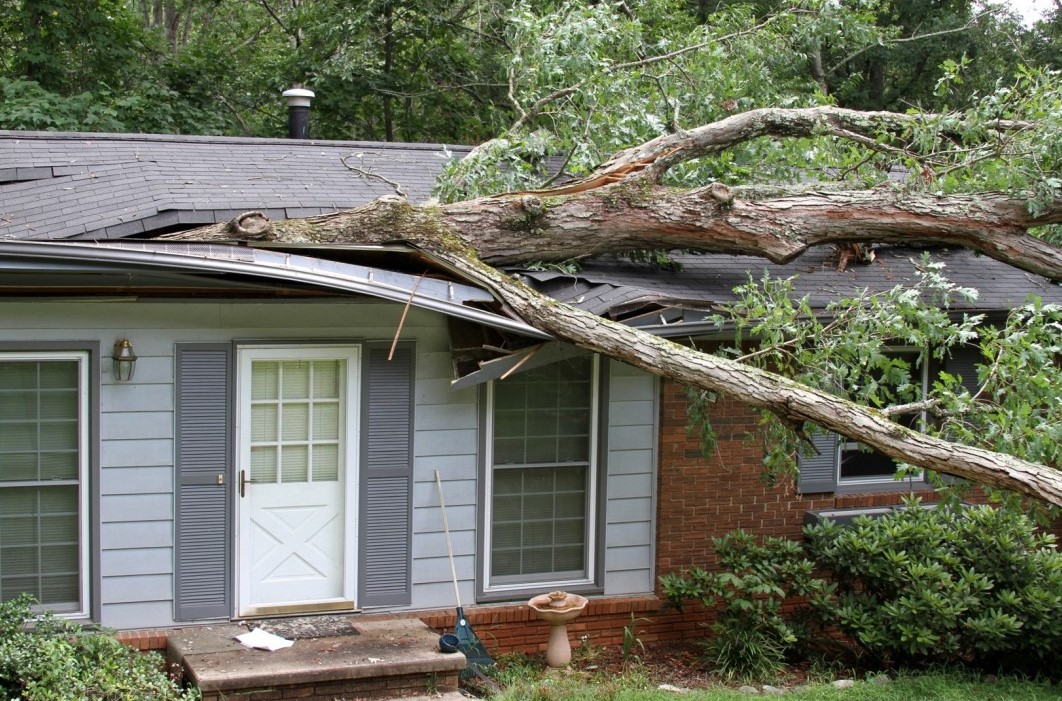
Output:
[804,499,1062,670]
[0,594,199,701]
[660,530,835,681]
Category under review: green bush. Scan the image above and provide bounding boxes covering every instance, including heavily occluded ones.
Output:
[804,499,1062,670]
[660,530,835,681]
[0,594,199,701]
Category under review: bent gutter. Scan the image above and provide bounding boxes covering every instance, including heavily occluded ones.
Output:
[0,240,551,339]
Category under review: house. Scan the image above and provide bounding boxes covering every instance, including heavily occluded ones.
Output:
[2,129,1059,653]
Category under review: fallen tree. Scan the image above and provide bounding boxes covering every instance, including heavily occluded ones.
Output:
[167,105,1062,506]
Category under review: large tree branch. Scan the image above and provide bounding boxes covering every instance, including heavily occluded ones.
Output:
[540,106,1030,188]
[162,196,1062,506]
[167,181,1062,281]
[160,105,1062,505]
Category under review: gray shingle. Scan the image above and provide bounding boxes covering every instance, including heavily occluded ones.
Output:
[517,247,1062,318]
[1,130,467,241]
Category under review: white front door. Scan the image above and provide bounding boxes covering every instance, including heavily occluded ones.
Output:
[236,346,360,617]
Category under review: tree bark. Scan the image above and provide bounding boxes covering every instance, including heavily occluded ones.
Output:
[437,246,1062,508]
[163,105,1062,506]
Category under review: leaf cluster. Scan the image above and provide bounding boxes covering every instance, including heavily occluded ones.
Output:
[805,499,1062,670]
[660,529,834,681]
[695,255,988,484]
[663,503,1062,677]
[0,595,199,701]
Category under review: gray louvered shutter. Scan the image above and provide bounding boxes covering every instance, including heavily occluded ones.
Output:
[174,344,232,621]
[947,344,982,394]
[936,344,982,486]
[359,342,415,607]
[797,430,838,493]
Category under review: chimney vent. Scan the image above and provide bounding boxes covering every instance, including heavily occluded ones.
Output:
[282,87,315,139]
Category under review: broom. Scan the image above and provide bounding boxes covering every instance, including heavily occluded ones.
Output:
[434,470,494,675]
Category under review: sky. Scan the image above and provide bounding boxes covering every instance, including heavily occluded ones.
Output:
[1001,0,1055,25]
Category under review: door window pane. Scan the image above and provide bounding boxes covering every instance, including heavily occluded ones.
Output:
[250,359,343,485]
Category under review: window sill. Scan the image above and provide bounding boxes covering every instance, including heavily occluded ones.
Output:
[477,582,603,605]
[804,499,952,528]
[833,479,934,496]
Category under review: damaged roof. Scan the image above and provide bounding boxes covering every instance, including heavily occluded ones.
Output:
[514,247,1062,335]
[2,130,1059,339]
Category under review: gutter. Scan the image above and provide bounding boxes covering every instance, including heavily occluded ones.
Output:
[0,240,551,340]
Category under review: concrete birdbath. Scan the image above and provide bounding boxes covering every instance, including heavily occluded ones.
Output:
[527,591,589,667]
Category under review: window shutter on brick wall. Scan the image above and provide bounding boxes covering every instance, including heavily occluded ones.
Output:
[797,430,838,493]
[174,344,232,621]
[358,342,415,607]
[946,344,982,394]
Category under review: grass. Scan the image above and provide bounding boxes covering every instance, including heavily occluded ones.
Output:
[484,657,1060,701]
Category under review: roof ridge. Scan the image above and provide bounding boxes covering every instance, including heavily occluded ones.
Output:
[0,129,472,153]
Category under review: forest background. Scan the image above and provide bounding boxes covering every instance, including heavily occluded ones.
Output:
[1,0,1059,145]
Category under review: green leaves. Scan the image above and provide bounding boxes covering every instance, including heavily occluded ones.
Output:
[660,528,834,681]
[0,594,199,701]
[806,500,1062,666]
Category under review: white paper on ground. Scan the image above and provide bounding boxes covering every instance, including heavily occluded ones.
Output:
[235,628,294,651]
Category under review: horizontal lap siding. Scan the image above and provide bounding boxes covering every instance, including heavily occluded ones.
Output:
[0,301,461,627]
[604,362,658,595]
[410,347,480,610]
[1,300,664,624]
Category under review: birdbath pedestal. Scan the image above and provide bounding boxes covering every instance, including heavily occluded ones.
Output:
[527,591,589,668]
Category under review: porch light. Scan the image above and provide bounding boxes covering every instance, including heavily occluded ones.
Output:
[112,339,137,382]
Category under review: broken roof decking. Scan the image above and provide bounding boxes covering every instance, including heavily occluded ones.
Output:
[0,130,466,240]
[516,246,1062,335]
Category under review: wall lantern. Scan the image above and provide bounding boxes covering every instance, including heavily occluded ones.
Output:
[112,339,137,382]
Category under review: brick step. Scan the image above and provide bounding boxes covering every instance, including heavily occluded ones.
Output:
[166,619,466,701]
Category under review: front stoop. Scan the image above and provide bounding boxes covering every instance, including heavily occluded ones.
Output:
[166,619,467,701]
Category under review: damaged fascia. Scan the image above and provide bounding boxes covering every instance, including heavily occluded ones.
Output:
[0,240,551,340]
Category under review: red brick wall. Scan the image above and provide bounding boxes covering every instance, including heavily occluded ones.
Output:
[656,379,940,575]
[421,595,713,655]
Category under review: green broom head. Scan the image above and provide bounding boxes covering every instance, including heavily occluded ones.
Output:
[455,606,494,677]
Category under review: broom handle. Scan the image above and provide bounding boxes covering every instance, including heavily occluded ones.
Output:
[434,470,463,609]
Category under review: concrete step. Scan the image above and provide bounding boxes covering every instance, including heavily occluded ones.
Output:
[167,618,467,701]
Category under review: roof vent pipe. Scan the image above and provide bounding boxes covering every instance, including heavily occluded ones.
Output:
[282,87,315,139]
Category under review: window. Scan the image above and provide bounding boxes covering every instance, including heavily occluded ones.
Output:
[837,349,927,486]
[0,353,89,615]
[249,359,345,485]
[484,356,598,591]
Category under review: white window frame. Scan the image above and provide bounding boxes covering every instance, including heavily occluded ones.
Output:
[0,351,90,617]
[482,356,600,594]
[837,348,928,486]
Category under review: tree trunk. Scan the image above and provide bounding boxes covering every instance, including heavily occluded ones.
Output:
[439,245,1062,507]
[163,105,1062,506]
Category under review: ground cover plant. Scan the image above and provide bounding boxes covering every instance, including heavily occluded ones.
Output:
[0,594,198,701]
[484,648,1061,701]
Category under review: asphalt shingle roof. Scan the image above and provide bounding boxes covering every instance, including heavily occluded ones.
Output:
[0,131,466,240]
[3,130,1058,325]
[517,246,1062,325]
